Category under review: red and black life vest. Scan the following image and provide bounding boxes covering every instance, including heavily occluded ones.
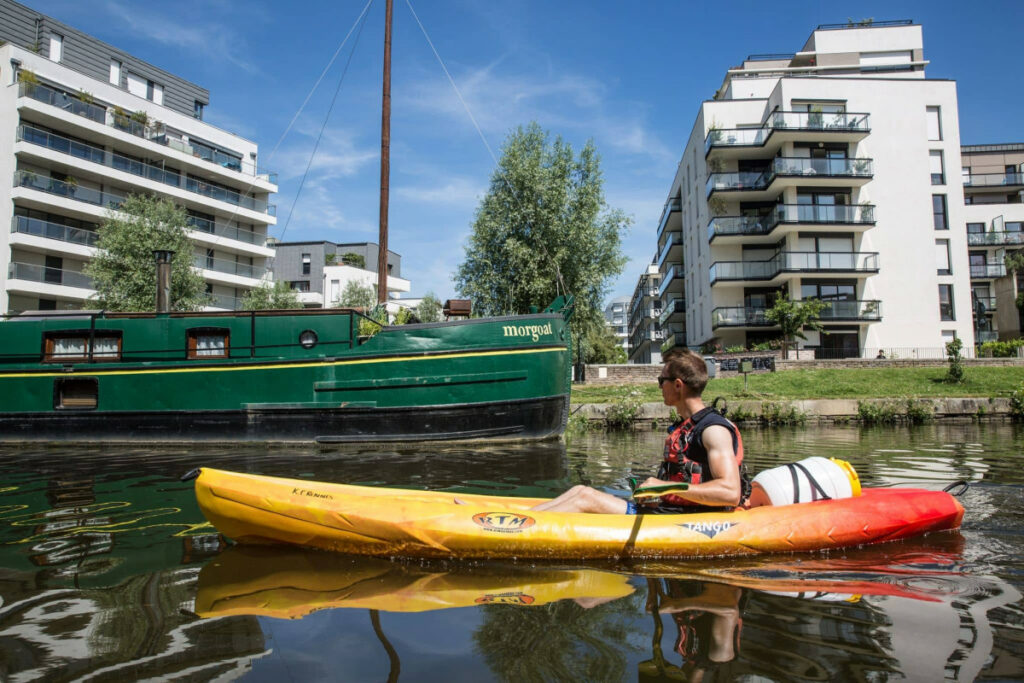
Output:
[658,405,750,506]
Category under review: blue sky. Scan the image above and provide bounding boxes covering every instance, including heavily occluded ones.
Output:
[24,0,1024,303]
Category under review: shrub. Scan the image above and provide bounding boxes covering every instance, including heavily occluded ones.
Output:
[605,389,643,431]
[566,410,592,434]
[904,398,934,424]
[727,403,757,423]
[979,339,1024,358]
[760,402,806,426]
[1010,383,1024,420]
[724,345,745,353]
[857,400,901,424]
[945,338,965,383]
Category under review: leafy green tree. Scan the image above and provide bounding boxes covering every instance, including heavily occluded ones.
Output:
[454,122,630,353]
[335,280,376,309]
[241,281,300,310]
[85,194,207,311]
[416,292,442,323]
[340,252,365,268]
[765,297,830,358]
[584,324,628,364]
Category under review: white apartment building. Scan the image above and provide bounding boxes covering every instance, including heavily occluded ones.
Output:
[627,262,662,364]
[0,0,277,313]
[603,295,631,354]
[660,20,974,358]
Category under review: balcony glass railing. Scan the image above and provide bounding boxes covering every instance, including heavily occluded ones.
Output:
[18,125,275,215]
[194,254,262,279]
[708,203,876,240]
[972,297,997,313]
[209,293,244,310]
[976,330,999,343]
[658,236,682,267]
[712,299,881,327]
[656,198,682,239]
[704,112,870,152]
[186,216,265,246]
[967,230,1024,247]
[18,81,106,124]
[8,261,94,289]
[706,158,873,195]
[970,264,1007,278]
[20,83,277,183]
[817,299,882,320]
[15,170,126,209]
[658,299,686,326]
[712,307,773,327]
[659,265,684,294]
[11,215,100,247]
[963,172,1024,188]
[710,251,879,282]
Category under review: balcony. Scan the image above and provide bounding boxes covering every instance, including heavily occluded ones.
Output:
[708,203,875,243]
[970,264,1007,279]
[209,293,244,311]
[967,230,1024,247]
[706,157,873,199]
[977,330,999,343]
[712,299,881,328]
[194,255,265,280]
[15,170,126,209]
[19,82,277,183]
[186,216,266,247]
[710,251,879,285]
[17,125,276,216]
[972,297,996,314]
[660,265,685,295]
[658,298,686,326]
[705,111,870,158]
[658,235,683,270]
[656,198,682,242]
[8,261,93,290]
[11,215,99,248]
[963,172,1024,192]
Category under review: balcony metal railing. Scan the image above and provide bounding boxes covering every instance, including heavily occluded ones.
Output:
[967,230,1024,247]
[963,172,1024,188]
[194,254,262,279]
[19,82,277,183]
[704,112,870,153]
[186,215,265,246]
[17,125,276,215]
[976,330,999,343]
[710,251,879,283]
[8,261,94,289]
[970,264,1007,279]
[708,203,875,240]
[706,157,873,195]
[15,170,126,209]
[11,215,100,248]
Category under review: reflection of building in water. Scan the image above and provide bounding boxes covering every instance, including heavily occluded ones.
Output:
[0,567,268,680]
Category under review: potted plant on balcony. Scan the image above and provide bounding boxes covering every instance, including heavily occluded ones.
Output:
[807,104,823,129]
[112,105,131,131]
[852,158,870,175]
[708,195,728,217]
[64,175,78,197]
[17,68,39,95]
[76,90,94,105]
[708,119,723,144]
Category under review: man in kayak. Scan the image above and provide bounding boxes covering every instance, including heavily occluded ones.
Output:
[532,348,749,514]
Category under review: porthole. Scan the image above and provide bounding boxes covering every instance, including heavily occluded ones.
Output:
[299,330,318,349]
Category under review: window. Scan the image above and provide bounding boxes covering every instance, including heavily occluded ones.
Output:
[932,195,948,230]
[929,151,945,185]
[48,34,63,62]
[938,284,955,321]
[54,378,98,410]
[935,239,951,275]
[926,106,942,141]
[147,80,163,105]
[187,328,230,359]
[109,59,121,85]
[194,100,204,120]
[301,253,311,275]
[290,280,310,292]
[126,72,146,98]
[206,248,215,269]
[966,222,985,234]
[44,331,122,362]
[962,167,971,184]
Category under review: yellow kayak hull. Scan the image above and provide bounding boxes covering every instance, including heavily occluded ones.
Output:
[192,467,964,560]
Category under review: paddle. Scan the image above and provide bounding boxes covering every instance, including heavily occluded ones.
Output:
[631,482,689,501]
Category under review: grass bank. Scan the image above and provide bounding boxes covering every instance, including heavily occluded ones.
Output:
[572,366,1024,404]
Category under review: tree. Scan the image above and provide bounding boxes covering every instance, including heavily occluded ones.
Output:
[241,281,300,310]
[85,194,207,311]
[416,292,442,323]
[454,123,630,354]
[334,280,377,309]
[340,252,365,269]
[765,297,830,358]
[584,324,627,364]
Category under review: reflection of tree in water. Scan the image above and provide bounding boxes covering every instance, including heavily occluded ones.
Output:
[473,590,646,681]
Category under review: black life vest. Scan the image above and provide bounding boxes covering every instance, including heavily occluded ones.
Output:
[657,404,751,505]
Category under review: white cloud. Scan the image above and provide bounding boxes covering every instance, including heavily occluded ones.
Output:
[393,177,484,206]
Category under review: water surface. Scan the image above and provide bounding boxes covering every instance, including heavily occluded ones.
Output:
[1,424,1022,681]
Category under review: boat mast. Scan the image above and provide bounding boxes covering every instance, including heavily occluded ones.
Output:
[376,0,393,305]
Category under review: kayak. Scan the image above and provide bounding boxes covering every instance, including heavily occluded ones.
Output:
[190,467,964,560]
[193,538,962,619]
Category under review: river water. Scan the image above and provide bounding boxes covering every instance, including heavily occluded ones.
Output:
[1,424,1022,682]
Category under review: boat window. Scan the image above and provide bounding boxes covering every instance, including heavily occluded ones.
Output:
[54,378,98,409]
[44,331,122,362]
[187,328,230,359]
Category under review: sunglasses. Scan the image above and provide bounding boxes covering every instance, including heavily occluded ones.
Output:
[657,376,676,387]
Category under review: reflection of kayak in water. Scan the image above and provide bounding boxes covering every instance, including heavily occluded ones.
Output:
[190,468,964,560]
[193,546,635,619]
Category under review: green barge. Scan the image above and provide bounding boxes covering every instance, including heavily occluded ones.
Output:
[0,299,573,443]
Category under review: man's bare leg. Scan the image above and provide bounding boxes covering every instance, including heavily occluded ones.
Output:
[530,485,629,514]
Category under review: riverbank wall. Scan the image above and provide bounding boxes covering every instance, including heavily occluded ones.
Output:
[570,397,1015,426]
